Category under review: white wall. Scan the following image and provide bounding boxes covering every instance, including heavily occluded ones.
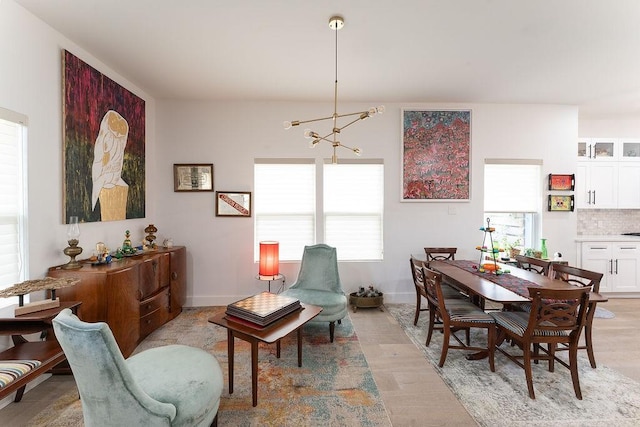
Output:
[3,0,580,311]
[579,117,640,138]
[156,101,579,305]
[0,0,157,286]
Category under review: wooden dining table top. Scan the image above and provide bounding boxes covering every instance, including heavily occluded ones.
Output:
[429,260,608,305]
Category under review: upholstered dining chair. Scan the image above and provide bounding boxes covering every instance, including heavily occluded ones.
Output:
[550,263,604,368]
[508,255,553,313]
[410,256,466,325]
[422,266,496,370]
[515,255,551,276]
[490,287,590,399]
[52,309,223,427]
[281,244,348,342]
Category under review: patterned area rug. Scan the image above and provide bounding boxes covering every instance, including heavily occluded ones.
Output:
[387,304,640,427]
[28,307,391,427]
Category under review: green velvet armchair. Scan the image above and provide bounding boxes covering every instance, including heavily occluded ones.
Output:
[52,309,223,427]
[281,244,348,342]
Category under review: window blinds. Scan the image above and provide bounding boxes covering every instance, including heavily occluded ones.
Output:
[0,110,27,306]
[484,160,542,213]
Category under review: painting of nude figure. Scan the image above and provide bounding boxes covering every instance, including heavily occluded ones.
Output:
[62,49,145,223]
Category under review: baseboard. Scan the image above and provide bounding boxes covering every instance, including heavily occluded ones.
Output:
[187,291,416,307]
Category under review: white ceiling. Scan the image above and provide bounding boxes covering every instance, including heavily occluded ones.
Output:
[14,0,640,119]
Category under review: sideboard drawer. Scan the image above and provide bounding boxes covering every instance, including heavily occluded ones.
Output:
[140,289,169,339]
[140,288,169,317]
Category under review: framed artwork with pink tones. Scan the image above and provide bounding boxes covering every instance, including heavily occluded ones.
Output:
[401,110,471,202]
[62,49,146,223]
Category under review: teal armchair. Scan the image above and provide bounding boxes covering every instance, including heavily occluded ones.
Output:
[281,244,348,342]
[52,309,223,427]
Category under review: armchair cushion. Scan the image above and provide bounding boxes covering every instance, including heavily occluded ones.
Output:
[127,345,223,427]
[281,288,347,321]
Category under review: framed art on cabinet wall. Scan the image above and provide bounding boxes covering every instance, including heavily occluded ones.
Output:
[548,174,575,191]
[173,164,214,192]
[216,192,251,217]
[401,109,471,201]
[62,49,146,223]
[548,195,574,211]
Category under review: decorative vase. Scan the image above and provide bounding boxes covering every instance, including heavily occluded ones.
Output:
[540,238,548,259]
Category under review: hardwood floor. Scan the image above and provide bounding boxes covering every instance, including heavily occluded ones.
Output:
[1,299,638,426]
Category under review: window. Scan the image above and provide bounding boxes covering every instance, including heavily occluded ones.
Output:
[0,108,28,308]
[323,161,384,260]
[484,159,541,250]
[254,160,315,261]
[254,159,384,261]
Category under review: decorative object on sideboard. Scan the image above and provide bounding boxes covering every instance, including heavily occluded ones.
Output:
[283,15,384,164]
[162,238,173,248]
[0,277,79,315]
[62,216,83,270]
[114,230,138,258]
[91,242,112,265]
[144,224,158,249]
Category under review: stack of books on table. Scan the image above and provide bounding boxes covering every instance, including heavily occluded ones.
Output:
[225,291,301,328]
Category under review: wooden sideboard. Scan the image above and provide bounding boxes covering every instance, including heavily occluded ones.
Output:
[47,246,186,357]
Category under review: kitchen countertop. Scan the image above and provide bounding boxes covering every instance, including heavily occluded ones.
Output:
[575,235,640,242]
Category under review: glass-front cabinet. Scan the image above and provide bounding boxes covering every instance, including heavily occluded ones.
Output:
[621,140,640,160]
[579,138,640,161]
[578,139,616,160]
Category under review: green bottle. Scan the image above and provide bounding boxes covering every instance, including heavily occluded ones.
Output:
[540,238,548,259]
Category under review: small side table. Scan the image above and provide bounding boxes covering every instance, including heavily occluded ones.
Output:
[256,274,285,293]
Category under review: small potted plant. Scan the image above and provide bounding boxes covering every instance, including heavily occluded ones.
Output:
[508,239,522,258]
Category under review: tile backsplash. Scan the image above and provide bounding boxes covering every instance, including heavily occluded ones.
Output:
[577,209,640,235]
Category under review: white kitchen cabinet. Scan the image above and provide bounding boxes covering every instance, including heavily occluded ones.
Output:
[618,162,640,208]
[575,162,617,209]
[580,241,640,293]
[620,140,640,161]
[578,138,616,161]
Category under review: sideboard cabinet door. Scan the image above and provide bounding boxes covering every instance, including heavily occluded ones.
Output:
[169,247,186,319]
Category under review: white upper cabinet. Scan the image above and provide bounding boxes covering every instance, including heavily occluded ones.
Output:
[577,138,640,209]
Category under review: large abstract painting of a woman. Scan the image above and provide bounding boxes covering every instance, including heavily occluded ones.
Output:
[63,50,145,223]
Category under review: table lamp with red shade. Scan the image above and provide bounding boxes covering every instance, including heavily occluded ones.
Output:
[258,241,283,292]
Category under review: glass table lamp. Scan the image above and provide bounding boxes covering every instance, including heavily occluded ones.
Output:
[62,216,83,269]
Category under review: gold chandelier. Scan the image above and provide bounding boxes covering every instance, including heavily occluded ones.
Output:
[284,16,384,164]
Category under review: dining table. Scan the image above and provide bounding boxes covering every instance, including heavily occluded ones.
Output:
[428,259,608,363]
[429,259,608,306]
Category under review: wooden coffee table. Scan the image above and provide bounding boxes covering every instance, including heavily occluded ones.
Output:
[209,303,322,406]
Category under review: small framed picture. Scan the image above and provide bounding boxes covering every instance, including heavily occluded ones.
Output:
[216,191,251,217]
[548,174,575,191]
[173,164,214,192]
[548,195,574,211]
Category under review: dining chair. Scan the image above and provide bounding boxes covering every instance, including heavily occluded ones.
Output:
[422,266,496,371]
[508,255,553,313]
[550,263,604,368]
[490,286,590,399]
[515,255,551,276]
[424,247,457,261]
[409,256,466,325]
